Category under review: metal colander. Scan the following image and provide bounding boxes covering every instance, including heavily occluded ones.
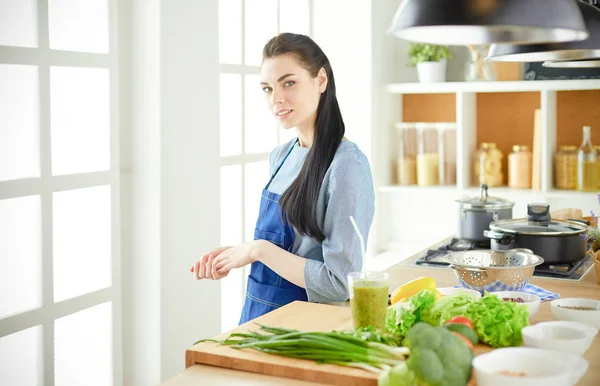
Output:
[443,249,545,293]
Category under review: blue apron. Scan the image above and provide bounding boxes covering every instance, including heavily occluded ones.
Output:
[239,140,308,324]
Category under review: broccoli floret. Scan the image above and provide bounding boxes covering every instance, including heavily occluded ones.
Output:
[379,323,474,386]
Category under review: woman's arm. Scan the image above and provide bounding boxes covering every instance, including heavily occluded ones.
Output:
[253,240,307,288]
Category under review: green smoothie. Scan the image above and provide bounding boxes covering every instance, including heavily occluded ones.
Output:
[350,279,389,330]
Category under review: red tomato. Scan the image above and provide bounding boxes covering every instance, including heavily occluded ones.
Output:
[451,331,475,351]
[446,316,474,329]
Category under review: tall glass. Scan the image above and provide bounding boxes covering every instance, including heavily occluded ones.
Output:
[348,271,389,330]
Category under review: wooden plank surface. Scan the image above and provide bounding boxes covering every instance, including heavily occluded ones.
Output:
[186,301,378,386]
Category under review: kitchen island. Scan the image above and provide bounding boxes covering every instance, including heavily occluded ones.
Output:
[162,239,600,385]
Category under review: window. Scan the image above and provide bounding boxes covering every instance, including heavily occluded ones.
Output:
[0,1,120,385]
[218,0,311,332]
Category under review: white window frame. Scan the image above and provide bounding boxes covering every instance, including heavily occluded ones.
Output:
[218,0,313,331]
[0,1,122,385]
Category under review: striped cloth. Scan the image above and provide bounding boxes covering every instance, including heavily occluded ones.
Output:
[453,282,560,302]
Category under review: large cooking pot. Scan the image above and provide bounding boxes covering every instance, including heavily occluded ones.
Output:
[455,184,514,242]
[484,203,589,265]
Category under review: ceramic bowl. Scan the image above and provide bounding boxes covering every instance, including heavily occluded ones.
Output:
[437,287,482,300]
[550,298,600,328]
[489,291,540,319]
[472,347,588,386]
[521,321,598,356]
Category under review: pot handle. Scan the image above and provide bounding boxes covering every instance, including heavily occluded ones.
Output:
[483,230,515,245]
[568,218,591,226]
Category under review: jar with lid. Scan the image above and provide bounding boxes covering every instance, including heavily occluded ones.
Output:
[554,146,578,190]
[395,123,418,185]
[508,145,532,188]
[474,143,503,187]
[416,123,440,186]
[437,123,457,185]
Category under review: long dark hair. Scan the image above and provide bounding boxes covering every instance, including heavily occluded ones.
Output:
[263,33,345,243]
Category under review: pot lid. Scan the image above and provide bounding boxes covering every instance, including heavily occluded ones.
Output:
[490,218,588,236]
[489,204,589,236]
[456,184,514,209]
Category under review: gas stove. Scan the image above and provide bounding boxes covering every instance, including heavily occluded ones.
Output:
[415,238,594,281]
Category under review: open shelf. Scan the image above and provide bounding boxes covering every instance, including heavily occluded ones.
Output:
[556,90,600,150]
[476,91,540,186]
[386,79,600,94]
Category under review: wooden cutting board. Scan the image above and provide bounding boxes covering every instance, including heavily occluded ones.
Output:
[186,301,379,385]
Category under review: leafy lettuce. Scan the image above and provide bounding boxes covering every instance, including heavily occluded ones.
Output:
[464,293,529,348]
[385,289,436,341]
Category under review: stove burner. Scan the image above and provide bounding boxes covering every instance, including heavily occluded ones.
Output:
[415,238,594,281]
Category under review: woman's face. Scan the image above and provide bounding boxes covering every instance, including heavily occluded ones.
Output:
[260,54,327,130]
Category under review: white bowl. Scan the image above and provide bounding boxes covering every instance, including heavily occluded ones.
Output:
[521,321,598,357]
[473,347,588,386]
[437,287,482,300]
[489,291,540,319]
[550,298,600,328]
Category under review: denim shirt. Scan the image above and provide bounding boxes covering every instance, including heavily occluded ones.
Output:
[265,139,375,302]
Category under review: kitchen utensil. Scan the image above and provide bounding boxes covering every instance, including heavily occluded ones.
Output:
[455,184,514,242]
[489,291,540,319]
[484,203,589,264]
[550,298,600,328]
[521,321,598,357]
[444,249,544,293]
[472,347,588,386]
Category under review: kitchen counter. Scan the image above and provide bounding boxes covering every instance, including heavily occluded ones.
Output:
[161,238,600,385]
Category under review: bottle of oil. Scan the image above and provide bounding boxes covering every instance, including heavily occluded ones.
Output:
[577,126,599,191]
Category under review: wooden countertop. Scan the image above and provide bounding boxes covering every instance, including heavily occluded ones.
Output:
[162,239,600,385]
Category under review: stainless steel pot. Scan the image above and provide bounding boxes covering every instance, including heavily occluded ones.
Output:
[484,203,589,264]
[455,185,514,242]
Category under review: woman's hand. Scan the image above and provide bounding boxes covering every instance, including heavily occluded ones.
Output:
[191,246,232,280]
[212,241,261,275]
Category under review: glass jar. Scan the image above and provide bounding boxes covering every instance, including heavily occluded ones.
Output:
[465,45,497,82]
[396,123,417,185]
[437,123,457,185]
[416,123,440,186]
[554,145,578,190]
[508,145,532,188]
[474,142,503,187]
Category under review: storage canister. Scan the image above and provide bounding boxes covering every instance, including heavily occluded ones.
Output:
[416,122,440,186]
[474,143,503,187]
[508,145,532,189]
[554,145,578,190]
[395,122,418,185]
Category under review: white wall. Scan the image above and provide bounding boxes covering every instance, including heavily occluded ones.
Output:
[120,0,221,384]
[313,0,372,159]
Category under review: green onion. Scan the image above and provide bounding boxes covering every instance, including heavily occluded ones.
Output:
[196,324,409,373]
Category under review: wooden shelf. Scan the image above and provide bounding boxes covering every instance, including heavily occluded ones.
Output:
[386,79,600,94]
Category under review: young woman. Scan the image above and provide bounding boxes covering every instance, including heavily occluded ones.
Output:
[192,33,375,324]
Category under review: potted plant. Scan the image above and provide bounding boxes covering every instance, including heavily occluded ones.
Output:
[408,43,452,83]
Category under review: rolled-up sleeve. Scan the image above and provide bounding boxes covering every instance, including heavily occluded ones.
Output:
[303,152,375,302]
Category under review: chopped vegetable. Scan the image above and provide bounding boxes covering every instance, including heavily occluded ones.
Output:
[378,322,474,386]
[464,293,529,348]
[197,324,409,373]
[385,289,436,342]
[445,316,474,330]
[503,297,525,303]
